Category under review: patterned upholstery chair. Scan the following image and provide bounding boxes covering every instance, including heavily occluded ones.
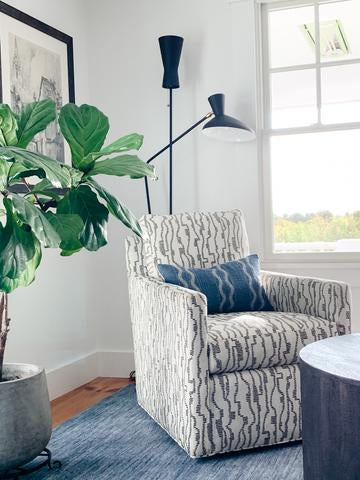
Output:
[126,210,351,458]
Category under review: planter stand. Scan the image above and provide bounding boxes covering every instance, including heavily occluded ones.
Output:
[0,449,61,479]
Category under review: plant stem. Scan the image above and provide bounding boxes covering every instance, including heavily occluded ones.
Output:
[0,293,9,382]
[21,178,46,212]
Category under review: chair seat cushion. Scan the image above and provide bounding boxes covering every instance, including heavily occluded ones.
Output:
[207,310,337,374]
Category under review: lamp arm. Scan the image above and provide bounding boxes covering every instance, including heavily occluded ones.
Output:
[144,111,213,214]
[146,112,213,165]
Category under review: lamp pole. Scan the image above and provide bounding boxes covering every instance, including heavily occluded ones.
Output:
[169,88,173,214]
[144,111,213,215]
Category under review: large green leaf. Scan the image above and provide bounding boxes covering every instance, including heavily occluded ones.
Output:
[87,155,156,179]
[0,199,36,280]
[0,238,42,293]
[15,99,56,148]
[59,104,109,170]
[0,158,10,191]
[0,147,71,188]
[7,162,44,185]
[11,194,61,248]
[46,212,84,255]
[0,105,18,147]
[60,248,82,257]
[87,179,142,237]
[57,185,108,251]
[84,133,144,163]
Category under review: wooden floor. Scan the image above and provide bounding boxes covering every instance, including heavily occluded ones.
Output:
[51,377,132,427]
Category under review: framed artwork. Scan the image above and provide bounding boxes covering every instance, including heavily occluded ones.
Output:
[0,1,75,164]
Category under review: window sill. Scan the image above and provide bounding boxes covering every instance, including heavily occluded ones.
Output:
[262,253,360,270]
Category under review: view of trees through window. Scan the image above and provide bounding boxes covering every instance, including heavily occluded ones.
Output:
[274,211,360,252]
[270,129,360,253]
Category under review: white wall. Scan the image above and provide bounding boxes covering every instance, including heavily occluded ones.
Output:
[84,0,266,361]
[5,0,359,398]
[4,0,99,398]
[85,0,359,357]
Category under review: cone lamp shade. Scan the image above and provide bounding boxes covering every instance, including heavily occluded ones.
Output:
[158,35,184,89]
[203,93,255,142]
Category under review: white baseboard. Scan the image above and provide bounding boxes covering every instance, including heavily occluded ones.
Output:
[46,350,135,400]
[97,350,135,377]
[46,352,99,400]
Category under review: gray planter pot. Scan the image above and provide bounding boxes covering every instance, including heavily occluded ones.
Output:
[0,363,52,473]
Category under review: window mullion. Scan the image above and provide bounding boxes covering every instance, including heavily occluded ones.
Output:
[270,58,360,75]
[314,0,322,125]
[265,121,360,136]
[262,4,272,130]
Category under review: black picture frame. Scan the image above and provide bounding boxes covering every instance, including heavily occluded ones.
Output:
[0,0,75,103]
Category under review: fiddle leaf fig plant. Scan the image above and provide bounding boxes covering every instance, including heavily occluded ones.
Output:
[0,99,156,381]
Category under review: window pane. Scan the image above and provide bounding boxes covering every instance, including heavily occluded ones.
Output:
[271,69,317,128]
[269,5,315,68]
[319,0,360,62]
[271,130,360,253]
[321,63,360,124]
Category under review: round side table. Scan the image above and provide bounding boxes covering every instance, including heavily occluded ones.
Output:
[299,334,360,480]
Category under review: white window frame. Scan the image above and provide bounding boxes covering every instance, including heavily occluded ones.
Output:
[257,0,360,264]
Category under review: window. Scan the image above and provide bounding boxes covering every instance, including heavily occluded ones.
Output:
[261,0,360,258]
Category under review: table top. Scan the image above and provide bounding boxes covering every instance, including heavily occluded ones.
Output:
[299,334,360,382]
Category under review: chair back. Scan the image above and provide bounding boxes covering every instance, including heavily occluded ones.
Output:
[126,210,249,278]
[125,235,148,276]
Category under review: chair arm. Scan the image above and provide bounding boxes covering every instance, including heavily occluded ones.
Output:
[128,274,211,457]
[260,270,351,335]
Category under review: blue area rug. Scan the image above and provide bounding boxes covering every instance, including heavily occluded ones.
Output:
[29,384,304,479]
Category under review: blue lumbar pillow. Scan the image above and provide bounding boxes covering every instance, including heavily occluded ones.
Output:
[158,254,274,314]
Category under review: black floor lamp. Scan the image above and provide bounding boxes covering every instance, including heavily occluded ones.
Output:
[144,35,255,215]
